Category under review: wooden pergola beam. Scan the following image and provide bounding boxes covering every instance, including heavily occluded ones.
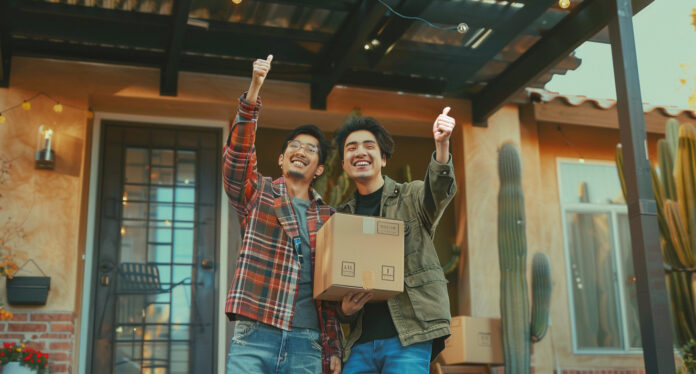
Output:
[0,0,10,87]
[160,0,192,96]
[310,0,387,110]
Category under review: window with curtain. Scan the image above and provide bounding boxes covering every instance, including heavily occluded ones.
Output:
[558,161,642,353]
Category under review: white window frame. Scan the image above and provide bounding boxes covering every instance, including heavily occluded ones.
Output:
[557,158,642,355]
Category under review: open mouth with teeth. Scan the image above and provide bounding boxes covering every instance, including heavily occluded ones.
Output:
[290,158,308,168]
[352,160,371,169]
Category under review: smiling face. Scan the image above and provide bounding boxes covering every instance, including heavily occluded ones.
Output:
[278,134,324,182]
[341,130,386,186]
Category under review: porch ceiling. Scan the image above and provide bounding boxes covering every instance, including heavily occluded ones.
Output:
[0,0,652,124]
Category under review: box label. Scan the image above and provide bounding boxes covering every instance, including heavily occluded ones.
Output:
[382,265,395,281]
[377,221,400,236]
[363,217,376,234]
[341,261,356,277]
[478,332,491,347]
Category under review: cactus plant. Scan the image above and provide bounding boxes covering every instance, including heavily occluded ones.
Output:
[498,143,552,373]
[615,119,696,370]
[531,252,551,342]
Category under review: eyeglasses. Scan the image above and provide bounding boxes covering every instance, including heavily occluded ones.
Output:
[286,139,319,154]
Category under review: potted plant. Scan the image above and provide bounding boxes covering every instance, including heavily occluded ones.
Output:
[0,342,49,374]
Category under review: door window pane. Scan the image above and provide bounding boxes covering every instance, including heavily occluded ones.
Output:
[176,151,196,186]
[559,162,624,205]
[151,167,174,185]
[121,223,147,263]
[152,150,174,166]
[567,212,622,349]
[125,148,149,184]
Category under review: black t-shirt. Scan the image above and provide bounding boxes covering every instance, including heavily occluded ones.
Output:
[354,186,399,344]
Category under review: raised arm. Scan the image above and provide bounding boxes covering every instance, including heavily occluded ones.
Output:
[222,55,273,216]
[417,107,457,230]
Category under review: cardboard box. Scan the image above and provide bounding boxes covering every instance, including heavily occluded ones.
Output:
[439,316,503,365]
[314,213,404,301]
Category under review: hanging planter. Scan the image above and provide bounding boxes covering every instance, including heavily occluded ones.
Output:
[2,362,38,374]
[6,260,50,306]
[0,343,48,374]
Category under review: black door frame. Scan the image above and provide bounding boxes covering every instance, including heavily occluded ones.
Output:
[83,119,223,373]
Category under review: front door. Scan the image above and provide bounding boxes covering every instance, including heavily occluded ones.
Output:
[90,121,221,373]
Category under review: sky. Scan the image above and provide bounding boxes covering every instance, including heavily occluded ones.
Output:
[545,0,696,110]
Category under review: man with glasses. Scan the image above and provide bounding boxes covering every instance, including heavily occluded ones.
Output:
[223,55,342,374]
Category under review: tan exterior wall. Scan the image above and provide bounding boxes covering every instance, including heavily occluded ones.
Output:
[0,56,469,372]
[1,55,681,373]
[459,104,671,372]
[532,121,662,372]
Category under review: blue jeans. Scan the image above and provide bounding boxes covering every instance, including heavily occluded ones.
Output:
[226,320,322,374]
[343,337,432,374]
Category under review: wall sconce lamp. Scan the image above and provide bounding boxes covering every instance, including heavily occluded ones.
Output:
[35,125,55,170]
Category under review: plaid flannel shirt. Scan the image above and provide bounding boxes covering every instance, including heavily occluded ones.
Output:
[223,93,342,372]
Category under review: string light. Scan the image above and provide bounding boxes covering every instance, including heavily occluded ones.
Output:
[0,92,92,124]
[375,0,468,34]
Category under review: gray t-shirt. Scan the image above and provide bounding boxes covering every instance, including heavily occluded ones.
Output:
[290,197,320,331]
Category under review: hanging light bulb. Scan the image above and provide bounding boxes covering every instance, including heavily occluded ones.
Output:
[53,103,63,113]
[231,0,242,4]
[558,0,570,9]
[87,108,94,119]
[21,101,31,110]
[0,113,5,124]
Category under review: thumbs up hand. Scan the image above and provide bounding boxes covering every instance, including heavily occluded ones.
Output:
[433,107,455,144]
[252,54,273,87]
[247,54,273,103]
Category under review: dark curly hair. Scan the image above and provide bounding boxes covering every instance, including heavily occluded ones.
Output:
[333,116,395,160]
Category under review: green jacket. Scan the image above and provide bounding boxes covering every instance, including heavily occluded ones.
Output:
[338,153,457,360]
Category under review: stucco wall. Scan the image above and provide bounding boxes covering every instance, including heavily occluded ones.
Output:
[0,56,470,372]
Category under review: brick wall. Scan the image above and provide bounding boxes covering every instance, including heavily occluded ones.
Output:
[0,312,74,373]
